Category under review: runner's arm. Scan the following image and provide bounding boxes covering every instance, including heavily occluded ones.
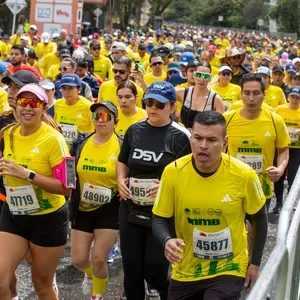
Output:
[152,214,172,247]
[249,204,268,266]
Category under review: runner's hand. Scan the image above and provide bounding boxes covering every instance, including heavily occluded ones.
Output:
[244,264,260,291]
[0,157,29,180]
[266,166,283,182]
[146,179,160,199]
[118,177,131,200]
[164,238,185,264]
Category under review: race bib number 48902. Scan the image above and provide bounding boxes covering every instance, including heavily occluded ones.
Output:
[193,227,233,259]
[81,183,111,206]
[6,186,40,215]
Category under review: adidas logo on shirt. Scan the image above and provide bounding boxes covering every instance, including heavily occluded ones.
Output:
[109,154,116,160]
[264,131,271,137]
[221,194,232,203]
[30,147,40,153]
[76,113,83,119]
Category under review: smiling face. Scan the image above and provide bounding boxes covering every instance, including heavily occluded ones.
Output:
[15,91,46,127]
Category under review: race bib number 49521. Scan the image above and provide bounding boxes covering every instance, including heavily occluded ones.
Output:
[129,177,157,206]
[193,227,233,259]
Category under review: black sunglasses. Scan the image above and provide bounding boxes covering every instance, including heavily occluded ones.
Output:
[92,47,101,51]
[144,99,166,109]
[151,61,163,66]
[112,68,127,74]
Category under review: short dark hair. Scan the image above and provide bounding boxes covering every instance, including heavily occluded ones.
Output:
[149,53,162,64]
[196,60,212,72]
[77,59,89,69]
[62,57,77,68]
[117,81,138,96]
[240,73,266,92]
[114,56,132,68]
[11,45,25,56]
[193,111,226,137]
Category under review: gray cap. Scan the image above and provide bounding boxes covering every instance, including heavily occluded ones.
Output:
[90,101,118,117]
[2,70,39,87]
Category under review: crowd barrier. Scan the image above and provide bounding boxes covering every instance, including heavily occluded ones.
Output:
[247,167,300,300]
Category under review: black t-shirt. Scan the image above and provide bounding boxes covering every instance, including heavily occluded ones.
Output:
[118,120,191,180]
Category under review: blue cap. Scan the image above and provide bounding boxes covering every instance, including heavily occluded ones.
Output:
[286,63,296,73]
[257,66,271,77]
[143,81,176,103]
[0,62,7,73]
[289,85,300,97]
[180,52,195,65]
[60,74,81,88]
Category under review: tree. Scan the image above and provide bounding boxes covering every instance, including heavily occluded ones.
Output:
[148,0,175,26]
[269,0,300,35]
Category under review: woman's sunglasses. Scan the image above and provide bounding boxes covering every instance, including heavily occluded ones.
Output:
[92,112,113,122]
[144,99,166,110]
[194,72,211,80]
[16,98,44,108]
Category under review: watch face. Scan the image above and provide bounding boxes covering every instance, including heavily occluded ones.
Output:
[29,171,36,181]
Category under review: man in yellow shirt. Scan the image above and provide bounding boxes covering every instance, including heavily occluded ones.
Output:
[90,40,112,81]
[224,73,290,206]
[100,36,113,58]
[214,32,230,51]
[35,32,57,58]
[256,66,287,108]
[98,56,143,107]
[153,110,267,298]
[137,43,150,71]
[143,55,166,86]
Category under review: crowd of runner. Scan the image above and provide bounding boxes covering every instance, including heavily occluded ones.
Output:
[0,23,299,300]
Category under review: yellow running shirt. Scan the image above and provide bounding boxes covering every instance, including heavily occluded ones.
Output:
[3,123,69,215]
[264,85,287,108]
[77,134,120,211]
[211,83,241,111]
[0,87,9,113]
[93,56,112,81]
[54,96,94,145]
[115,107,147,136]
[224,108,290,198]
[153,153,265,282]
[35,42,56,58]
[275,104,300,148]
[144,72,166,86]
[37,52,60,79]
[98,80,143,108]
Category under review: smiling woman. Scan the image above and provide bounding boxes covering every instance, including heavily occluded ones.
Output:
[0,84,73,299]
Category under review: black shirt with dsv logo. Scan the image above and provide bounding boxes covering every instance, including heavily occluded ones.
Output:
[118,120,191,179]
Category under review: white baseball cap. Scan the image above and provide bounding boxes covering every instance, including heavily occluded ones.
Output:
[41,32,50,43]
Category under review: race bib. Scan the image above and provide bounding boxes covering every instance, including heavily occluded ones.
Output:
[237,154,263,174]
[6,186,40,215]
[129,177,157,206]
[287,127,298,144]
[81,183,112,206]
[193,227,233,259]
[59,124,78,144]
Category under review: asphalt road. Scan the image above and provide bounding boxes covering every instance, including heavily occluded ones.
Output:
[17,202,280,300]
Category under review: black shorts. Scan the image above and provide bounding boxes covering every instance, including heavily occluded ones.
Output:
[168,275,245,300]
[0,202,69,247]
[71,200,119,233]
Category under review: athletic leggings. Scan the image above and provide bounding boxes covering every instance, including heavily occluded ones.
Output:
[274,148,300,206]
[119,201,169,300]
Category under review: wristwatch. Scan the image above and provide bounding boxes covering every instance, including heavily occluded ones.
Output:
[27,170,36,182]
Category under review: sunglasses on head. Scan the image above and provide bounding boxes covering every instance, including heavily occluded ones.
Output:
[144,99,166,109]
[16,98,44,108]
[92,112,113,122]
[221,71,231,77]
[151,61,163,66]
[112,68,127,74]
[194,72,211,80]
[92,47,101,51]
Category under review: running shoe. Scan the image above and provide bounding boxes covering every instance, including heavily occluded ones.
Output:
[145,282,159,298]
[82,274,93,295]
[107,245,119,263]
[91,295,103,300]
